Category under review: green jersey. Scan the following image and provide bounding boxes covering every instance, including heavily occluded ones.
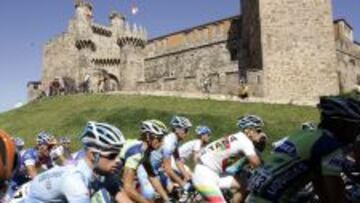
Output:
[247,129,344,202]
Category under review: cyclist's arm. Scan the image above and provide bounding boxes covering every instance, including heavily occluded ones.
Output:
[163,157,186,187]
[192,141,202,163]
[123,167,151,203]
[23,151,38,178]
[192,150,201,163]
[143,161,170,201]
[247,155,261,169]
[26,165,38,178]
[175,160,191,181]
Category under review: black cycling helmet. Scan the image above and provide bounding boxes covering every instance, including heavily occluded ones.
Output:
[318,96,360,143]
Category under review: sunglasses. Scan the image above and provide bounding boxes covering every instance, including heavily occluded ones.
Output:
[100,153,119,160]
[256,129,262,133]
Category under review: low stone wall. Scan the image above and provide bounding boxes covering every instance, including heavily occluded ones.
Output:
[107,90,318,107]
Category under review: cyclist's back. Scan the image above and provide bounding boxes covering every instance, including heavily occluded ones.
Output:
[246,96,360,203]
[247,129,342,202]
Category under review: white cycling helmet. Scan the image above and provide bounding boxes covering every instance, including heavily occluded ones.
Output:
[80,121,126,155]
[170,116,192,129]
[141,120,168,138]
[301,122,317,131]
[237,115,264,131]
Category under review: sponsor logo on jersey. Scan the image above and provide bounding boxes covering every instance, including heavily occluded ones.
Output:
[273,141,297,158]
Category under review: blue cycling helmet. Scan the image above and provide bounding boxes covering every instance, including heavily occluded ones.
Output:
[237,115,264,131]
[37,131,56,145]
[170,116,192,129]
[14,137,25,147]
[195,125,211,136]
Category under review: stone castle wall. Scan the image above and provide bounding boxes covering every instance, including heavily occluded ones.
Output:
[31,0,360,103]
[139,17,241,94]
[333,19,360,93]
[246,0,340,103]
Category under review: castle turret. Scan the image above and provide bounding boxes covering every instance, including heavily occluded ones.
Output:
[73,0,95,85]
[117,19,147,90]
[110,11,126,35]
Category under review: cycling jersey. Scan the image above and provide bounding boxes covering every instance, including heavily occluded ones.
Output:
[178,139,202,161]
[13,148,53,186]
[72,149,86,161]
[150,132,180,173]
[199,131,257,174]
[246,129,344,203]
[119,140,147,170]
[25,159,104,203]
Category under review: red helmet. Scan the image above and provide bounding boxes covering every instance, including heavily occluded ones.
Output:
[0,129,17,186]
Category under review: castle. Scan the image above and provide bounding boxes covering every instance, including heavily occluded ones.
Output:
[27,0,360,104]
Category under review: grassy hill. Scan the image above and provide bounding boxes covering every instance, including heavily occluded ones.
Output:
[0,94,318,154]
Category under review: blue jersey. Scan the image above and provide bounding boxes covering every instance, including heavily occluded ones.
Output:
[13,148,52,185]
[25,159,104,203]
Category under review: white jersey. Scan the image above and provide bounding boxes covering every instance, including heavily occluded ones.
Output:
[199,131,257,174]
[24,159,102,203]
[178,139,202,161]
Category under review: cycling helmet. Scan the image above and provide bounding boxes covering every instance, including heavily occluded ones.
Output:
[141,120,168,138]
[301,122,317,131]
[237,115,264,131]
[36,131,57,145]
[59,136,71,145]
[0,129,18,185]
[14,137,25,148]
[80,121,126,155]
[195,125,212,136]
[318,96,360,143]
[170,116,192,129]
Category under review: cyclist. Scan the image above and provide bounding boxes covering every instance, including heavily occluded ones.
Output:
[23,121,128,202]
[151,116,193,194]
[192,115,264,203]
[246,96,360,203]
[59,136,72,155]
[170,125,212,175]
[12,131,56,190]
[0,129,18,200]
[120,119,171,203]
[50,136,73,166]
[179,125,212,163]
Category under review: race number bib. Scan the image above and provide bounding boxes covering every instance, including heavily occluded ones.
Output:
[248,168,271,193]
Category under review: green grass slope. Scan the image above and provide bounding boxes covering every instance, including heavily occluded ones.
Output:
[0,94,318,153]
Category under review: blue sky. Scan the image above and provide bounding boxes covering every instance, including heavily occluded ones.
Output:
[0,0,359,112]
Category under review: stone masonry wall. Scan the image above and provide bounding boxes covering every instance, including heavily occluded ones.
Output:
[140,17,241,95]
[336,39,360,92]
[256,0,339,102]
[42,33,78,86]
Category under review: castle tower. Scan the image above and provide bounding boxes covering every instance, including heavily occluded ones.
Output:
[241,0,339,102]
[110,11,126,35]
[74,0,95,84]
[117,21,147,90]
